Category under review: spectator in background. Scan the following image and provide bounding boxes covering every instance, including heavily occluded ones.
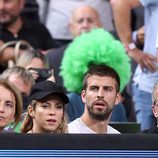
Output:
[0,0,54,72]
[21,80,69,133]
[16,49,55,83]
[0,79,22,133]
[120,6,144,122]
[68,64,121,134]
[47,5,102,87]
[142,81,158,133]
[1,66,34,111]
[37,0,115,47]
[110,0,158,130]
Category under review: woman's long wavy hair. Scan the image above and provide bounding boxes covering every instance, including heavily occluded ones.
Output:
[20,100,68,133]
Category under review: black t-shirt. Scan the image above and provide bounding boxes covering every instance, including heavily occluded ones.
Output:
[0,17,55,50]
[0,17,55,73]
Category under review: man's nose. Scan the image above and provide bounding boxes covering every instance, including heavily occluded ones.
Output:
[82,20,89,27]
[0,103,5,113]
[97,89,104,98]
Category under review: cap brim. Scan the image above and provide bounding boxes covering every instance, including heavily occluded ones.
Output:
[29,91,69,104]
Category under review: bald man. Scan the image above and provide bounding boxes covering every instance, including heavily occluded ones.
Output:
[47,5,102,86]
[38,0,114,47]
[69,5,102,37]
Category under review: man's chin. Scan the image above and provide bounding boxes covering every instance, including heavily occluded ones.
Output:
[0,20,12,26]
[90,111,110,121]
[91,109,112,121]
[0,15,19,27]
[80,29,91,34]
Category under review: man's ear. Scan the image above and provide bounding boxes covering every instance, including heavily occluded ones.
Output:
[114,92,121,105]
[81,90,86,104]
[28,105,35,118]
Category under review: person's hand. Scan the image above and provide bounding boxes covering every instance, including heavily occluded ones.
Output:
[47,69,56,82]
[26,66,40,80]
[0,40,15,62]
[0,40,27,62]
[136,26,144,45]
[28,69,39,80]
[128,48,158,72]
[0,40,4,46]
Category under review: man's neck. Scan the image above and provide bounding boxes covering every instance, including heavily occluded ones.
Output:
[81,114,109,134]
[7,17,23,35]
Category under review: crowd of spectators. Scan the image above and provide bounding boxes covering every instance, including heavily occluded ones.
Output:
[0,0,157,134]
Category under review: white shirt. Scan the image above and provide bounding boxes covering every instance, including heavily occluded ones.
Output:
[45,0,114,40]
[68,118,120,134]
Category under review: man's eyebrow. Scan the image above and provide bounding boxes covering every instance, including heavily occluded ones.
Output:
[101,85,114,89]
[89,85,114,89]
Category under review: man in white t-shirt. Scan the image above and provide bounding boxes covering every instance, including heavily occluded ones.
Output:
[68,64,121,134]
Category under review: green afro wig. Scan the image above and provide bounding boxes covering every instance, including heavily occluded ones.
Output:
[60,28,131,93]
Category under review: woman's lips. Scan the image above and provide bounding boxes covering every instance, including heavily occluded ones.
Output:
[47,119,57,123]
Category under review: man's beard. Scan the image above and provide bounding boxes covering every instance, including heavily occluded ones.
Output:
[87,101,113,121]
[0,11,19,27]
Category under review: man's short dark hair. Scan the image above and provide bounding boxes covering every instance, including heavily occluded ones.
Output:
[82,64,120,92]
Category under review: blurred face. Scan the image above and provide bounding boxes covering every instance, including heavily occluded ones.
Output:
[0,0,24,26]
[29,95,64,133]
[69,6,102,37]
[8,74,32,96]
[26,57,45,69]
[0,85,16,131]
[81,75,120,121]
[152,88,158,122]
[26,57,46,81]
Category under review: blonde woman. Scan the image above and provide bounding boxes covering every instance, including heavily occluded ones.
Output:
[21,80,69,133]
[0,79,22,132]
[16,49,55,82]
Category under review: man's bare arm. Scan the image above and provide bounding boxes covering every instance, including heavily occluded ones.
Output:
[110,0,157,72]
[0,40,16,62]
[110,0,141,44]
